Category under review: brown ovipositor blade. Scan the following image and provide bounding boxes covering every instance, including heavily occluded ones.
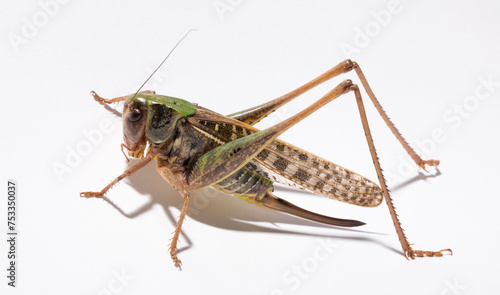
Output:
[256,192,365,227]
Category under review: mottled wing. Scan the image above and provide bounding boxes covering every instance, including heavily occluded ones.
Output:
[255,140,383,207]
[191,106,383,207]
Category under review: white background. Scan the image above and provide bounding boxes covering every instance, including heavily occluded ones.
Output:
[1,1,499,294]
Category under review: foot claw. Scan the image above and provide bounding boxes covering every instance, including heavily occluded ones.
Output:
[405,248,452,259]
[80,191,104,198]
[170,249,182,270]
[419,159,440,172]
[90,90,101,101]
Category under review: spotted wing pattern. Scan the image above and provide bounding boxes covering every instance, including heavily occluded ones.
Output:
[255,140,383,207]
[193,107,383,207]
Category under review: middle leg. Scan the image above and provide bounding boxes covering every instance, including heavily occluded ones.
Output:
[156,162,191,269]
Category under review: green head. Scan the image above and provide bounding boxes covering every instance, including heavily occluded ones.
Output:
[122,92,196,158]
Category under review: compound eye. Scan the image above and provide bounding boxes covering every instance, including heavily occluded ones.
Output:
[129,109,142,122]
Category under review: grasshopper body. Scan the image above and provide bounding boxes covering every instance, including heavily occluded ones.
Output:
[82,59,451,268]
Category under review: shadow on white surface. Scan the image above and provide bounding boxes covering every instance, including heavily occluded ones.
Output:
[93,159,419,258]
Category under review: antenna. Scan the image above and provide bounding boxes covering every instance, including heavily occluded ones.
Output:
[130,29,196,101]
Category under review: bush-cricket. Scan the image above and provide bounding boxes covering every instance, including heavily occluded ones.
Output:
[81,32,452,268]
